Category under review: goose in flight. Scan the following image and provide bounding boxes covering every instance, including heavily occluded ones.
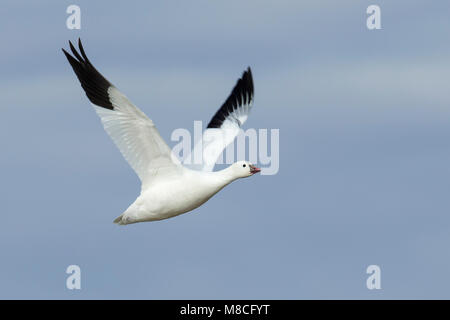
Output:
[62,39,259,225]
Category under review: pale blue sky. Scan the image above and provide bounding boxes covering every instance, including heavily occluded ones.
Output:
[1,0,450,299]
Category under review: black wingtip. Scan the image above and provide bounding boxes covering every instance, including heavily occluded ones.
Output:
[206,67,255,129]
[68,40,83,62]
[69,40,75,52]
[244,66,253,92]
[62,39,115,110]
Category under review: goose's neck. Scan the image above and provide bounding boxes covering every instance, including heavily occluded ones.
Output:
[214,166,238,186]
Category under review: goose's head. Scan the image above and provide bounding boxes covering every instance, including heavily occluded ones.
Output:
[230,161,261,178]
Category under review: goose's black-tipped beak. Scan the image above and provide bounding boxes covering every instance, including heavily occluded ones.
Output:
[250,165,261,174]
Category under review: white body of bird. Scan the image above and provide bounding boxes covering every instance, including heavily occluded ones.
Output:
[117,162,252,224]
[63,39,260,225]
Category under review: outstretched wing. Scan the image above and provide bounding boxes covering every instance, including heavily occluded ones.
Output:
[184,67,254,171]
[62,39,180,183]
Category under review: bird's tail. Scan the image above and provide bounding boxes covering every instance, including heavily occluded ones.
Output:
[113,214,125,225]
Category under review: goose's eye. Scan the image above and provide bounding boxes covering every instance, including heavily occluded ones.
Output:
[243,164,246,168]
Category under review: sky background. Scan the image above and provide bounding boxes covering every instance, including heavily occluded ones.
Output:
[1,0,450,299]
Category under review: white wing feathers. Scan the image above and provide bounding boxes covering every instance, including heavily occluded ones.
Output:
[63,39,180,183]
[94,87,180,182]
[63,39,254,178]
[185,67,254,171]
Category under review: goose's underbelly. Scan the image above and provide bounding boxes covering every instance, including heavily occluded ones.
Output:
[133,176,225,221]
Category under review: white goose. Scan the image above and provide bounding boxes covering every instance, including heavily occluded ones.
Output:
[63,39,260,225]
